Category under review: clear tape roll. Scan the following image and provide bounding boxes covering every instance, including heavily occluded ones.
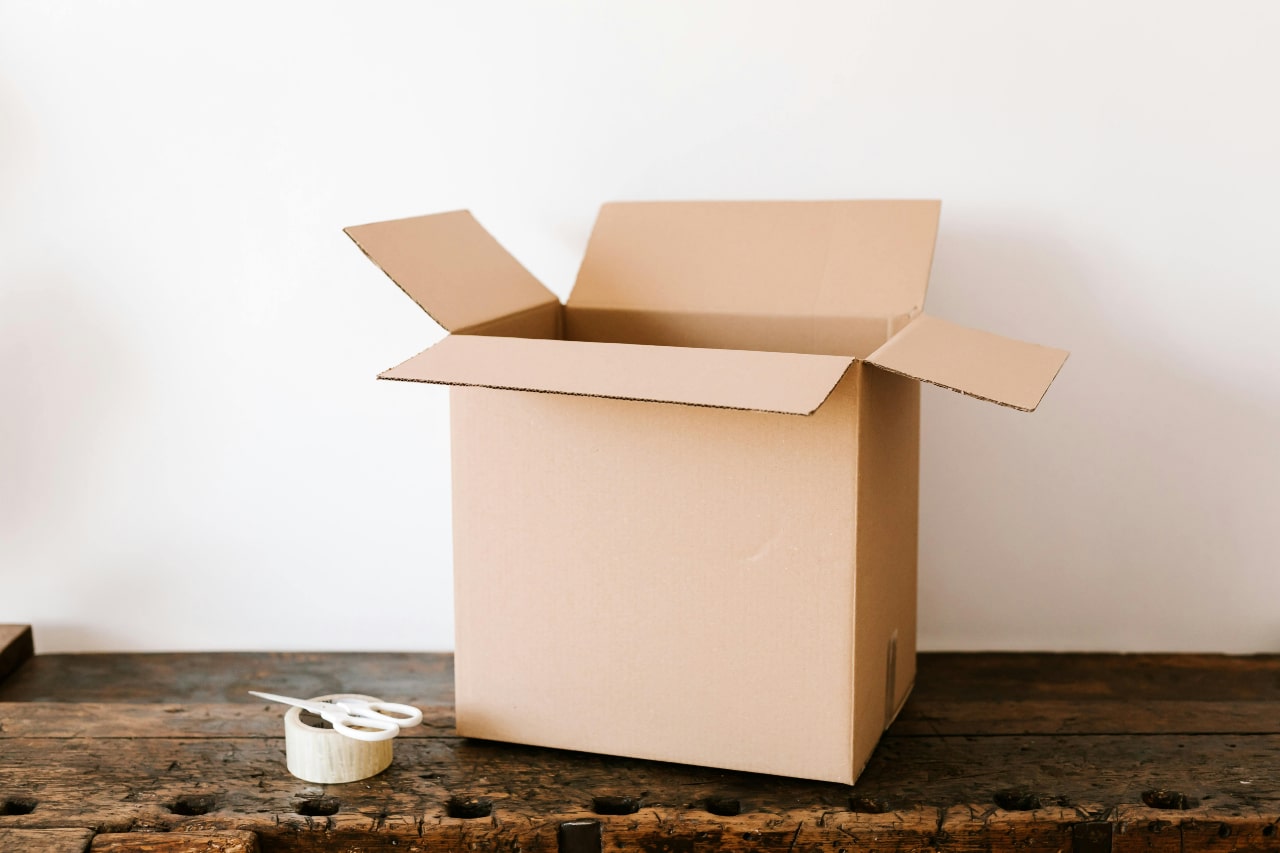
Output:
[284,693,394,784]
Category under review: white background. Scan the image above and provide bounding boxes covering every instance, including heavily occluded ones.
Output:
[2,2,1277,653]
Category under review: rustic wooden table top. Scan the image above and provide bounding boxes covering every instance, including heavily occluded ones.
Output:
[1,624,1278,853]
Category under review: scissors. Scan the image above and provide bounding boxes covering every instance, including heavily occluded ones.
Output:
[249,691,424,742]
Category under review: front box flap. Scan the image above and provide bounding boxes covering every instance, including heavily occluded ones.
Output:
[345,211,559,332]
[866,314,1068,411]
[381,335,854,415]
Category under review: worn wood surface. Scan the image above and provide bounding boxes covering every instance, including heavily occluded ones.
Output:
[90,830,260,852]
[0,827,95,853]
[2,627,1278,852]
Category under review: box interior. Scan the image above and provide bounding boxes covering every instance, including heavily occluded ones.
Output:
[460,199,943,358]
[346,202,1069,414]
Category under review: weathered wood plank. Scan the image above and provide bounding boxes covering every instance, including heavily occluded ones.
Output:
[0,652,452,704]
[5,699,1274,744]
[0,827,93,853]
[7,651,1280,736]
[2,735,1279,847]
[1110,804,1280,853]
[90,830,259,852]
[892,698,1280,736]
[913,653,1280,702]
[0,702,455,739]
[4,650,1280,850]
[11,651,1280,705]
[0,625,34,685]
[4,698,1277,742]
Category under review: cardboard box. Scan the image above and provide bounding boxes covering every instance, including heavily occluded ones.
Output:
[346,201,1068,784]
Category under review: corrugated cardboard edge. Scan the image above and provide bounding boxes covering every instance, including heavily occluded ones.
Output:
[379,335,858,417]
[868,359,1070,412]
[866,314,1070,412]
[344,210,560,333]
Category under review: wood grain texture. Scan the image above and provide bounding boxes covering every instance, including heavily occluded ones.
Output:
[90,831,259,852]
[1,650,1278,852]
[0,702,454,738]
[0,624,34,685]
[0,827,94,852]
[0,652,451,704]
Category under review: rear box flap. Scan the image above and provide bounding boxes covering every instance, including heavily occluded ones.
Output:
[381,335,855,416]
[570,200,940,320]
[346,211,559,332]
[866,314,1068,412]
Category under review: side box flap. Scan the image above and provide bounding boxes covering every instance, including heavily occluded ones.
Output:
[345,211,559,332]
[381,335,855,416]
[569,200,940,320]
[866,314,1068,412]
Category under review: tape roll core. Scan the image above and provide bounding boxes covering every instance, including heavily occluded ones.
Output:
[284,693,394,784]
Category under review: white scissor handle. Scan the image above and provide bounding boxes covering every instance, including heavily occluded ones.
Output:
[324,709,401,742]
[345,699,423,729]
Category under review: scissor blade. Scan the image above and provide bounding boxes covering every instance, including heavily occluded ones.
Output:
[248,691,330,714]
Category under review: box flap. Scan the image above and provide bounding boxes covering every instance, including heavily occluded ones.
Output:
[381,335,855,416]
[346,211,559,332]
[570,201,940,320]
[865,314,1068,411]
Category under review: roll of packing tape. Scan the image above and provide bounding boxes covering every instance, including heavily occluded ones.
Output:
[284,693,394,784]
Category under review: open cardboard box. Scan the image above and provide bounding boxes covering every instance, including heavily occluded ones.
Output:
[347,201,1068,784]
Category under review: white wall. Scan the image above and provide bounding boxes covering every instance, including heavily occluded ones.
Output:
[2,2,1277,653]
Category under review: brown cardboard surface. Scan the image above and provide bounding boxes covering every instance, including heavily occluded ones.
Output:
[851,365,920,777]
[866,314,1070,412]
[380,334,855,415]
[349,198,1070,785]
[570,201,940,320]
[455,300,562,339]
[345,211,558,332]
[565,306,901,358]
[450,375,861,782]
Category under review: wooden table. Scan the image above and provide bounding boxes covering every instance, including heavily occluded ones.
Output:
[1,624,1277,852]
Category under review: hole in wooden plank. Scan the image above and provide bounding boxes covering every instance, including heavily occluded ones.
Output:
[169,794,216,816]
[704,796,741,816]
[848,795,891,814]
[1073,819,1115,853]
[446,795,493,819]
[592,795,641,815]
[1217,824,1231,838]
[1262,825,1276,837]
[296,796,341,816]
[994,789,1041,811]
[1142,789,1198,810]
[558,819,603,853]
[1,796,37,815]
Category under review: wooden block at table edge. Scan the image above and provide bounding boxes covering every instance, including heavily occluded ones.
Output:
[91,830,259,852]
[0,625,34,685]
[0,827,95,853]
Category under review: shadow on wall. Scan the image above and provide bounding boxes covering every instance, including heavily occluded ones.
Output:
[0,80,150,649]
[919,220,1280,653]
[0,272,139,636]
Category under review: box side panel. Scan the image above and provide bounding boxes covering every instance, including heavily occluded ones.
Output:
[851,365,920,778]
[566,306,897,359]
[449,379,859,783]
